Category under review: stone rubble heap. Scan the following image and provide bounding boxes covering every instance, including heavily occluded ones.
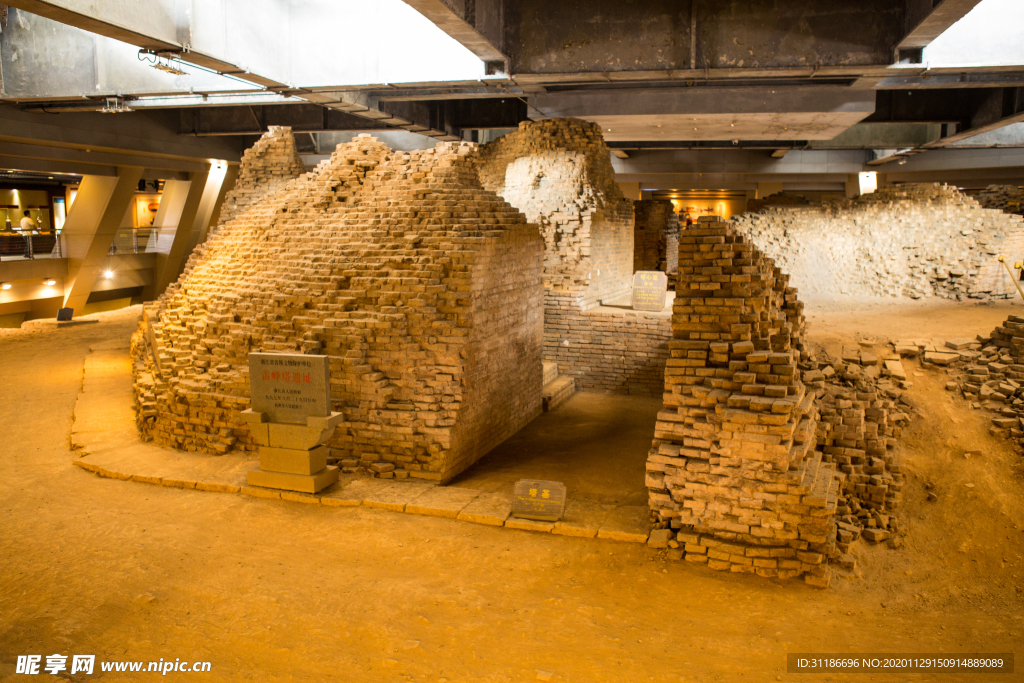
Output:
[733,183,1024,300]
[477,119,671,396]
[646,216,839,587]
[132,129,544,483]
[976,184,1024,217]
[633,199,680,276]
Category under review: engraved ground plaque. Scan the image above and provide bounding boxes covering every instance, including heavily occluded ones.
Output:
[631,270,668,311]
[513,479,567,521]
[249,353,330,424]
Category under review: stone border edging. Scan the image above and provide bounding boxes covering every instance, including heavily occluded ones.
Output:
[71,344,652,546]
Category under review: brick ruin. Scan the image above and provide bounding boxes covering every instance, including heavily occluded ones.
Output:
[646,217,839,587]
[633,199,680,276]
[216,125,307,225]
[744,192,812,213]
[977,184,1024,217]
[940,315,1024,440]
[477,119,672,395]
[733,183,1024,300]
[132,130,544,483]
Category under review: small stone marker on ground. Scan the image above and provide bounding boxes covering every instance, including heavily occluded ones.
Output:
[512,479,567,521]
[630,271,668,311]
[244,352,341,494]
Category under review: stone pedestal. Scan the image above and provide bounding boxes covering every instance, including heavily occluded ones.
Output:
[241,409,343,493]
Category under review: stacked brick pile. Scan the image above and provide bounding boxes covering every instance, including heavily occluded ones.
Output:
[633,199,680,275]
[976,184,1024,217]
[942,315,1024,439]
[477,119,671,396]
[646,216,839,587]
[802,352,910,553]
[733,183,1024,300]
[132,130,544,483]
[217,125,307,225]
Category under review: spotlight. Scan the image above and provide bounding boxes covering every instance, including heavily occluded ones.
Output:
[1,282,10,290]
[139,49,188,76]
[100,97,132,114]
[44,279,56,286]
[104,270,114,279]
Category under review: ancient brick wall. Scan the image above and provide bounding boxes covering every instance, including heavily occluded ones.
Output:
[647,217,838,586]
[633,199,680,274]
[132,132,544,483]
[544,292,671,395]
[477,119,671,395]
[217,125,307,226]
[733,183,1024,300]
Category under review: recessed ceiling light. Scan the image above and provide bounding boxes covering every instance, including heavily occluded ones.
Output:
[1,282,11,290]
[44,279,56,286]
[104,270,114,279]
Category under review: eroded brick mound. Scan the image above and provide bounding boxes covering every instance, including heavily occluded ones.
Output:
[217,125,307,225]
[475,119,670,395]
[647,217,838,587]
[476,118,634,305]
[132,132,544,482]
[733,183,1024,300]
[634,200,679,275]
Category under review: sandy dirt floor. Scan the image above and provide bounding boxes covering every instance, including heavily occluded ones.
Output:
[450,393,661,508]
[2,300,1023,682]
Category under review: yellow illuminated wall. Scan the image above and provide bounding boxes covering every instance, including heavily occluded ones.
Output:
[668,198,747,220]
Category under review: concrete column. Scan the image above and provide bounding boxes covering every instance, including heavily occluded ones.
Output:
[756,182,783,199]
[61,166,144,315]
[149,171,209,298]
[152,162,236,297]
[189,163,238,250]
[845,174,860,198]
[146,178,192,254]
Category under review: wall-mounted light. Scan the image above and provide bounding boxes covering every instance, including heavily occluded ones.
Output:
[43,279,56,286]
[1,282,11,290]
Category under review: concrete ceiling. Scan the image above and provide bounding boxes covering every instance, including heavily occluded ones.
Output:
[574,112,872,142]
[1,0,1022,177]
